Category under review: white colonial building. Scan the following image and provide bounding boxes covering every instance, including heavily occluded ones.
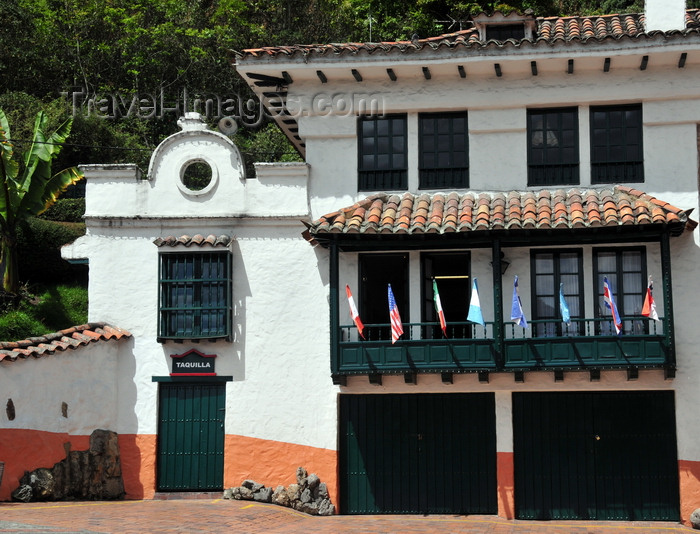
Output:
[1,0,699,525]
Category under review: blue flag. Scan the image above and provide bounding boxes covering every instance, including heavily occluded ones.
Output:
[559,283,571,325]
[467,277,485,327]
[511,275,528,328]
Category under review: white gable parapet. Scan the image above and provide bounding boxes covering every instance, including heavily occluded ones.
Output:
[81,113,309,220]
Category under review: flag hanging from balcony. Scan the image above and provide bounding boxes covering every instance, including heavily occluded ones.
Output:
[432,279,447,337]
[603,276,623,335]
[388,284,404,344]
[511,275,528,328]
[642,276,659,321]
[559,283,571,326]
[345,284,365,339]
[467,278,485,327]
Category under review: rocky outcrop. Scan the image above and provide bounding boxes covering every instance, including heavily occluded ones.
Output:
[223,467,334,516]
[11,429,124,502]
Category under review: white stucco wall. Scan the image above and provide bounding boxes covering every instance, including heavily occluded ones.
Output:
[64,114,339,451]
[0,342,123,434]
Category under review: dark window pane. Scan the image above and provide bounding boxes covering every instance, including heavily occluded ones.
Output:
[419,111,469,189]
[590,104,643,183]
[528,108,579,186]
[359,115,407,190]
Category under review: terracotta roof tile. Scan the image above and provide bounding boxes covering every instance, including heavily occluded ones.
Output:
[154,234,231,248]
[239,10,700,61]
[0,323,131,364]
[309,187,695,238]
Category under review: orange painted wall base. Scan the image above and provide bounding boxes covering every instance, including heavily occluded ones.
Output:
[0,429,90,501]
[679,460,700,525]
[497,452,515,519]
[224,434,338,506]
[119,434,156,499]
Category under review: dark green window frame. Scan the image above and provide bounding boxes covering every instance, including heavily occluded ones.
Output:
[419,111,469,189]
[530,249,584,337]
[590,103,644,183]
[527,107,579,186]
[593,246,647,335]
[358,114,407,191]
[158,252,232,342]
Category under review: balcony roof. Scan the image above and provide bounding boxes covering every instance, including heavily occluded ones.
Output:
[307,186,696,247]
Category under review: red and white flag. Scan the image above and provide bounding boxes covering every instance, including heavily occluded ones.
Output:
[388,284,404,344]
[642,276,659,321]
[345,285,365,339]
[432,279,447,337]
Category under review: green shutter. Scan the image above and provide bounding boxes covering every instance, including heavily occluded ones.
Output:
[340,393,497,514]
[513,391,679,521]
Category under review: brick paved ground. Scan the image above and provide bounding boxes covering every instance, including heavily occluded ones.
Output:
[0,499,694,534]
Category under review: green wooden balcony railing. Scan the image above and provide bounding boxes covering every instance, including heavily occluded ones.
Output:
[334,317,670,375]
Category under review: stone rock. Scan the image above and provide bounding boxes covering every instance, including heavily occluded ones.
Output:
[317,482,329,500]
[238,487,254,500]
[307,473,320,491]
[300,488,312,504]
[253,487,273,502]
[318,498,335,516]
[298,500,319,515]
[231,487,242,500]
[272,485,289,507]
[285,483,300,502]
[242,480,264,493]
[222,488,234,500]
[28,468,55,500]
[296,467,308,488]
[690,508,700,529]
[11,484,33,502]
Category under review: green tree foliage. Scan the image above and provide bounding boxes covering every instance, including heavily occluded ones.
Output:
[0,109,83,294]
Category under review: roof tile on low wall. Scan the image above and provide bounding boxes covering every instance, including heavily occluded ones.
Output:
[0,323,132,364]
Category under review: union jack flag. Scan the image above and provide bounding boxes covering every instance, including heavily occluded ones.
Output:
[388,284,404,344]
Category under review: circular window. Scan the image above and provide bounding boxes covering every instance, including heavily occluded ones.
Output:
[181,161,212,191]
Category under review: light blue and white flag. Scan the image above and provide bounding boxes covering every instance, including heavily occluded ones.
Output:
[467,277,485,327]
[559,283,571,326]
[511,275,528,328]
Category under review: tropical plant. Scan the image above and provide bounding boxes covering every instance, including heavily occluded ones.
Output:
[0,109,83,295]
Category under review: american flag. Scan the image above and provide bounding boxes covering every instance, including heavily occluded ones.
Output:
[603,277,623,335]
[388,284,404,344]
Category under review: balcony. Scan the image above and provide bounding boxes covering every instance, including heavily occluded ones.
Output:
[333,317,671,379]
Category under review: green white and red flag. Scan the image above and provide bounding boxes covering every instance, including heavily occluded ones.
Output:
[432,279,447,337]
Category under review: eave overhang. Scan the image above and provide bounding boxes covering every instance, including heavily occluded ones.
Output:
[306,186,696,251]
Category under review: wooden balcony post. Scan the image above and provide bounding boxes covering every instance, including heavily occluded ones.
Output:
[330,240,340,375]
[492,239,504,368]
[660,232,676,369]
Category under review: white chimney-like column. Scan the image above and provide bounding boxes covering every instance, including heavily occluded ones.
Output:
[645,0,686,32]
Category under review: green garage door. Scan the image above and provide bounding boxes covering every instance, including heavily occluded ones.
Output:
[340,393,496,514]
[157,382,225,491]
[513,391,679,521]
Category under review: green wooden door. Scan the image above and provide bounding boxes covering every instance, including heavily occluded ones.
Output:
[339,393,496,514]
[157,383,225,491]
[513,391,679,521]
